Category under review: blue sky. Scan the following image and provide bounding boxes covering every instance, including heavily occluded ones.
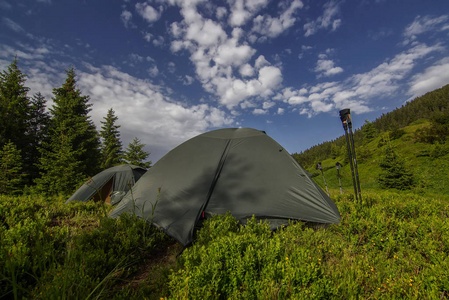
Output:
[1,0,449,162]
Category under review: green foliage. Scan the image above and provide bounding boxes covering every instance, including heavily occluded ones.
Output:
[169,193,449,299]
[100,108,123,169]
[123,137,152,168]
[1,191,449,299]
[0,194,170,299]
[415,113,449,144]
[389,127,406,140]
[0,58,31,151]
[362,120,377,142]
[26,92,50,182]
[0,141,24,194]
[378,143,414,190]
[35,68,101,195]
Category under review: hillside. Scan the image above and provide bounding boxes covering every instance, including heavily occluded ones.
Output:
[294,84,449,198]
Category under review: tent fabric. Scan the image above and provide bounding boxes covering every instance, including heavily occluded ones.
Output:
[109,128,340,246]
[66,164,147,204]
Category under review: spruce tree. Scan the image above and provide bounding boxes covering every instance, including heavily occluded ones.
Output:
[100,108,123,169]
[123,137,152,168]
[0,58,31,149]
[0,141,24,194]
[378,143,414,190]
[35,67,101,195]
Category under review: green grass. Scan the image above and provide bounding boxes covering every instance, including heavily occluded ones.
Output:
[1,191,448,299]
[169,192,449,299]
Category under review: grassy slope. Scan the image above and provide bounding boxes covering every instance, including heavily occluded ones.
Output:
[308,119,449,198]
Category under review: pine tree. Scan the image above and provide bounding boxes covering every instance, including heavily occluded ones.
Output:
[123,137,152,168]
[0,141,24,194]
[0,58,31,149]
[35,67,101,195]
[26,92,50,182]
[100,108,123,169]
[378,143,414,190]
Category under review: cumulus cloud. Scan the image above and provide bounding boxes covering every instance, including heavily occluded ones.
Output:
[120,10,133,28]
[77,65,233,160]
[304,0,341,37]
[166,0,284,109]
[314,56,343,77]
[253,108,267,115]
[182,75,195,85]
[227,0,269,27]
[135,2,162,23]
[251,0,303,38]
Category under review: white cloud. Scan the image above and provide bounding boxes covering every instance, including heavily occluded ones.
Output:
[120,10,133,28]
[251,0,303,38]
[239,63,255,77]
[2,17,24,33]
[216,6,227,20]
[228,0,269,27]
[143,32,152,42]
[153,36,164,47]
[408,57,449,100]
[350,43,443,99]
[165,1,284,109]
[78,65,234,160]
[148,65,159,77]
[304,0,341,37]
[135,2,162,23]
[277,43,442,115]
[182,75,195,85]
[253,108,267,115]
[277,107,284,115]
[314,58,343,77]
[403,15,449,45]
[262,101,275,109]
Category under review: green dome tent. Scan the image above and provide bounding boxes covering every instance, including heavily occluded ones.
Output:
[66,164,147,205]
[109,128,340,246]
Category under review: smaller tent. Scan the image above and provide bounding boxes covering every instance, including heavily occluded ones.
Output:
[66,165,147,205]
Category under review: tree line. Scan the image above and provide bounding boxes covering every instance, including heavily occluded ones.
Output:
[0,58,152,196]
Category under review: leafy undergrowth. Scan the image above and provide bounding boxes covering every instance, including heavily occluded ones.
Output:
[0,195,175,299]
[169,192,449,299]
[1,191,449,299]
